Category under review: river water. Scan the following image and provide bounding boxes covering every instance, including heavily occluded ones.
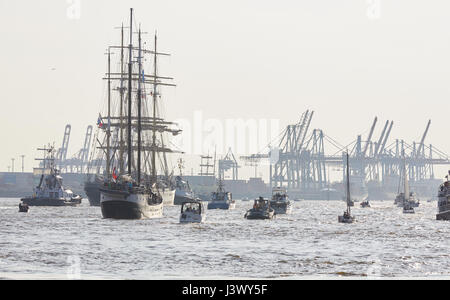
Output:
[0,198,448,279]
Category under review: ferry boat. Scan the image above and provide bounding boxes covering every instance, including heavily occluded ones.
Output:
[180,201,206,224]
[269,187,292,215]
[21,146,82,207]
[244,197,275,220]
[437,173,450,220]
[208,179,235,210]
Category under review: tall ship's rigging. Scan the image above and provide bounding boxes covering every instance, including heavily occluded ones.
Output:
[92,8,181,219]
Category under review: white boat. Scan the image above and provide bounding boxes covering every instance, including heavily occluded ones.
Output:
[180,201,206,223]
[270,187,292,215]
[339,153,355,224]
[437,172,450,220]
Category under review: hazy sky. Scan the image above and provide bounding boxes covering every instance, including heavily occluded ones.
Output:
[1,0,449,180]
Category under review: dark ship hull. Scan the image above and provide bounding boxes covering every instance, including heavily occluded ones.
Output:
[338,215,355,223]
[208,201,235,210]
[100,188,163,220]
[84,181,101,206]
[437,202,450,221]
[244,208,274,220]
[269,201,292,215]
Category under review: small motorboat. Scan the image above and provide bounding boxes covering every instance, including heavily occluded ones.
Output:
[403,203,415,214]
[360,200,371,208]
[244,197,275,220]
[270,187,293,215]
[180,201,206,224]
[19,203,29,213]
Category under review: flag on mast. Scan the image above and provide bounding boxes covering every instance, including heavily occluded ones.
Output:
[112,167,118,181]
[97,114,104,129]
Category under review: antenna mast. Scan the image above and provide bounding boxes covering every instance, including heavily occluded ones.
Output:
[151,33,158,184]
[106,47,111,179]
[127,8,133,176]
[137,26,142,185]
[119,23,125,174]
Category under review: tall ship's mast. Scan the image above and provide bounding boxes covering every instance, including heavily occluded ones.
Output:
[84,8,182,207]
[92,8,181,218]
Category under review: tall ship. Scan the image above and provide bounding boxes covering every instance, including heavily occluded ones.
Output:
[84,8,181,214]
[270,187,292,215]
[437,172,450,220]
[207,177,235,210]
[21,146,82,207]
[98,8,181,219]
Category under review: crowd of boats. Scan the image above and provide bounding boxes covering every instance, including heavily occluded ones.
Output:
[16,147,450,224]
[15,8,450,224]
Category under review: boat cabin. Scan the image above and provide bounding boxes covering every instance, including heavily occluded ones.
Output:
[253,197,270,210]
[180,201,206,223]
[181,201,204,215]
[272,187,288,201]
